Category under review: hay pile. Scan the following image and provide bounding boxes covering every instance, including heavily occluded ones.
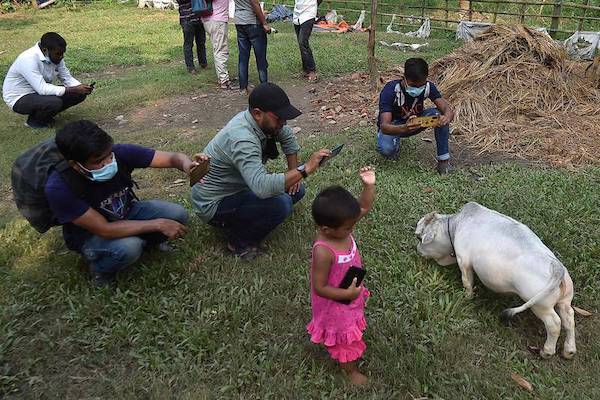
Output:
[430,24,600,168]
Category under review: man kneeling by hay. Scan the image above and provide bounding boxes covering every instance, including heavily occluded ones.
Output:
[376,58,455,174]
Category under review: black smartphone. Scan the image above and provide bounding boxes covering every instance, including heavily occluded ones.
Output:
[90,81,96,88]
[337,266,366,305]
[319,143,344,166]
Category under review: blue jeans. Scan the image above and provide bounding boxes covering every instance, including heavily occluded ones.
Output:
[209,185,305,248]
[236,24,268,90]
[376,107,450,161]
[81,200,188,274]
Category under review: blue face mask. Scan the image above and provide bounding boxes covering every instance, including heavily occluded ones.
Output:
[405,84,426,98]
[78,153,118,182]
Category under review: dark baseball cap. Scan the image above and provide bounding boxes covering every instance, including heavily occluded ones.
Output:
[249,83,302,120]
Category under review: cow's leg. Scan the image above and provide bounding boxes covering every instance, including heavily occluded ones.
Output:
[456,255,474,297]
[531,305,561,358]
[556,274,576,359]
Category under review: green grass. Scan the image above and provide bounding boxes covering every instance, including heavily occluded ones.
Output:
[1,3,600,399]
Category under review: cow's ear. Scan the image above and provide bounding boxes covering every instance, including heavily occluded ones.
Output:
[421,229,436,244]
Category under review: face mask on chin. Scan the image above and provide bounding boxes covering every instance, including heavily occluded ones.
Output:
[77,153,119,182]
[405,84,426,98]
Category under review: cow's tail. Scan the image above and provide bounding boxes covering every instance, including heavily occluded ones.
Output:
[500,260,565,325]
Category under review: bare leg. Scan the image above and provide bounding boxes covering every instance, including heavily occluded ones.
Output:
[340,361,368,386]
[531,305,561,358]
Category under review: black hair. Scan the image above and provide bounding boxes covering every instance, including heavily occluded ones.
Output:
[404,58,429,82]
[40,32,66,51]
[55,120,113,163]
[312,186,361,228]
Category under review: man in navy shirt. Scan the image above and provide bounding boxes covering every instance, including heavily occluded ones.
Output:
[377,58,455,174]
[45,120,207,287]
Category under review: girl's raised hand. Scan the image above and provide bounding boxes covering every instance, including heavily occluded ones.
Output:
[359,166,375,186]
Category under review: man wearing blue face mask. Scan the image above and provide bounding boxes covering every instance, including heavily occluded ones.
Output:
[44,120,208,288]
[377,57,455,174]
[2,32,92,129]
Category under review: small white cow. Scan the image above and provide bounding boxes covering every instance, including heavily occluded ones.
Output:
[415,202,576,359]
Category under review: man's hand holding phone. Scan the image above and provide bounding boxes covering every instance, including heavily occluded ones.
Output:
[304,149,332,175]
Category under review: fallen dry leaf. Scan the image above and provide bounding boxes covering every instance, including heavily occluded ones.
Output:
[423,187,434,193]
[573,306,593,317]
[511,373,533,392]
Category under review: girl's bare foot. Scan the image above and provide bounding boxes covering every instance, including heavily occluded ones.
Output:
[340,362,367,386]
[307,71,318,82]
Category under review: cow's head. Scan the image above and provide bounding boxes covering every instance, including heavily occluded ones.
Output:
[415,211,456,266]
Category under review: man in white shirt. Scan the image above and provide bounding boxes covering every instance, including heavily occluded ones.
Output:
[293,0,321,81]
[2,32,92,129]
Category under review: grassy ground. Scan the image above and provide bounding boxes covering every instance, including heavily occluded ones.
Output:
[1,3,600,399]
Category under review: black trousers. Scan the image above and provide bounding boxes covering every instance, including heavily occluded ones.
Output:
[13,92,87,123]
[181,20,207,71]
[294,19,316,73]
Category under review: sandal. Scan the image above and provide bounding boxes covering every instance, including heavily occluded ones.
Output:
[227,243,262,261]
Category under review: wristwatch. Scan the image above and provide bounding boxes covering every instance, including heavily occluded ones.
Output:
[296,164,308,178]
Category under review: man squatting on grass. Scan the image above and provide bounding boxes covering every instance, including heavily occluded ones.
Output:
[2,32,93,129]
[191,83,331,260]
[377,57,456,174]
[45,120,209,288]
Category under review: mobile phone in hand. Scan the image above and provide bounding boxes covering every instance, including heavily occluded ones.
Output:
[189,160,210,187]
[90,81,96,89]
[337,266,366,305]
[319,143,344,167]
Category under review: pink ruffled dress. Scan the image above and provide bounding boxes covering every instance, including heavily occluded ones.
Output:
[306,236,370,363]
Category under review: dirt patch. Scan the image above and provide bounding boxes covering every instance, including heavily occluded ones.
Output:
[102,81,349,137]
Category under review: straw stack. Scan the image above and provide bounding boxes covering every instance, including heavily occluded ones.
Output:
[430,24,600,168]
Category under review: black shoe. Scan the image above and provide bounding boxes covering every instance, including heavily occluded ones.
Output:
[436,160,455,175]
[25,116,49,129]
[90,270,117,289]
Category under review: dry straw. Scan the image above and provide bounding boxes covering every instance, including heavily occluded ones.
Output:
[430,25,600,168]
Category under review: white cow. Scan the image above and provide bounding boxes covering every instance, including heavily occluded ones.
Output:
[415,202,576,359]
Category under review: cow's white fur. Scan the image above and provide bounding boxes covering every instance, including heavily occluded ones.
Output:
[416,202,576,359]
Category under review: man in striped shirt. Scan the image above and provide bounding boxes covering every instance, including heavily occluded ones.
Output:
[176,0,208,74]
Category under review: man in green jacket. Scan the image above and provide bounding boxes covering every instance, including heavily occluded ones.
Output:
[191,83,329,259]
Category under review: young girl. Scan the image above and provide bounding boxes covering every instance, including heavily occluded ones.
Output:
[306,166,376,385]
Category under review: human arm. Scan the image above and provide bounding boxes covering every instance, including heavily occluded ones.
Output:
[17,57,69,97]
[357,166,375,219]
[231,137,329,197]
[379,111,422,136]
[71,207,186,240]
[150,150,201,174]
[249,0,270,32]
[285,153,302,195]
[312,245,362,301]
[433,97,455,126]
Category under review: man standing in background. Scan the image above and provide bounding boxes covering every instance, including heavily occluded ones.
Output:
[293,0,320,82]
[203,0,235,89]
[177,0,207,74]
[234,0,271,95]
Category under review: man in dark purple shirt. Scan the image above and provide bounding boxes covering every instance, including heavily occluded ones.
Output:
[45,120,207,287]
